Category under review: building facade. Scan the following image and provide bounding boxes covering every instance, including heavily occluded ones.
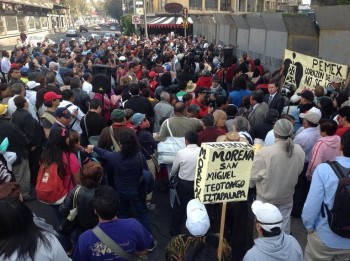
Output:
[0,0,69,47]
[146,0,278,15]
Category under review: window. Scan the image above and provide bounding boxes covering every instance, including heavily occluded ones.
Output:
[35,17,41,29]
[160,0,167,11]
[0,17,5,36]
[239,0,246,12]
[28,17,35,29]
[220,0,231,11]
[190,0,202,10]
[257,0,264,12]
[205,0,217,10]
[41,17,48,28]
[5,16,18,31]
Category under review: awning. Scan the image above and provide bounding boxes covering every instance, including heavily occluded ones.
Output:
[147,16,193,28]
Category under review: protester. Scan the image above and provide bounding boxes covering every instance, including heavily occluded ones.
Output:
[74,185,154,260]
[243,201,303,261]
[251,119,305,234]
[166,199,232,260]
[302,130,350,260]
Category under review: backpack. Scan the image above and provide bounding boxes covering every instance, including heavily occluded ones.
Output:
[321,161,350,238]
[35,163,67,204]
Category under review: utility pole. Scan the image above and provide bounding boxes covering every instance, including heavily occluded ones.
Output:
[143,0,148,38]
[133,0,137,30]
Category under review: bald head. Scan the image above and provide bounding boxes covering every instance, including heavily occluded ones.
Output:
[174,102,186,115]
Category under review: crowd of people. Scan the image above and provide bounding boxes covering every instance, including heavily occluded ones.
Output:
[0,31,350,261]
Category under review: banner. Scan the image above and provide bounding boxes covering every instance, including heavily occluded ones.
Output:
[194,142,253,204]
[283,49,348,91]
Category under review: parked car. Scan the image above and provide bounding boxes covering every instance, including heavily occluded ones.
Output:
[79,25,88,32]
[110,25,116,31]
[66,28,78,37]
[93,25,101,31]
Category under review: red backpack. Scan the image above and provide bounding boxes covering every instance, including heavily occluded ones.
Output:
[35,163,67,204]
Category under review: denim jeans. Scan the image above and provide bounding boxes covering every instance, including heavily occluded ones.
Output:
[118,192,152,235]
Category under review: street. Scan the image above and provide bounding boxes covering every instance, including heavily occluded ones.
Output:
[49,25,121,44]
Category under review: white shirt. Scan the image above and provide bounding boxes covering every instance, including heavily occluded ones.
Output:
[58,100,85,134]
[8,95,39,122]
[171,144,201,181]
[82,81,93,94]
[1,57,11,73]
[25,90,37,108]
[264,129,275,146]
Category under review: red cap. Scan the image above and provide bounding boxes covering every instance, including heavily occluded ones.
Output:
[149,71,158,78]
[44,91,62,102]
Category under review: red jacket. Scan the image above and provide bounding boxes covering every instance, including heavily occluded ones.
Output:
[190,98,208,119]
[196,76,212,89]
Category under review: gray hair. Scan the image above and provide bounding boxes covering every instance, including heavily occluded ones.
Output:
[232,116,250,132]
[274,119,294,157]
[10,83,25,96]
[160,91,170,101]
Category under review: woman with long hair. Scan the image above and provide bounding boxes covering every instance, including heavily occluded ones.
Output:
[87,131,154,237]
[0,187,69,260]
[41,127,80,193]
[131,113,158,210]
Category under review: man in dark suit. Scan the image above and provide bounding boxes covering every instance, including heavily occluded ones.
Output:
[248,90,269,129]
[264,80,285,115]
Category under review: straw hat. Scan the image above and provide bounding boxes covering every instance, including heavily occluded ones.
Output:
[216,132,240,142]
[186,81,197,93]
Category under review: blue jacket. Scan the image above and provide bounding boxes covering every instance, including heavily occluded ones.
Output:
[94,147,148,194]
[302,156,350,249]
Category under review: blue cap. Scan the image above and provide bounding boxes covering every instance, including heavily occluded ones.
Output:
[131,113,146,128]
[20,67,29,74]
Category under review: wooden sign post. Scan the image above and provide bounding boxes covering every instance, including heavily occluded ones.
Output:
[194,142,254,260]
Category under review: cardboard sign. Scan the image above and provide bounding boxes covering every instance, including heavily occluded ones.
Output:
[194,142,254,204]
[283,49,348,91]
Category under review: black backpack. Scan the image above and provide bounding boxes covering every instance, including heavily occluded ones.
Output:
[321,161,350,238]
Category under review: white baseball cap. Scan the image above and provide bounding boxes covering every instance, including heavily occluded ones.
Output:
[186,199,210,236]
[251,201,283,232]
[26,81,40,90]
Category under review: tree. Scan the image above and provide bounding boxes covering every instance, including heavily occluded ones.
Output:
[121,14,136,35]
[103,0,123,20]
[60,0,91,19]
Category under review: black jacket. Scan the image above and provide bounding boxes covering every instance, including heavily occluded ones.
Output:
[11,109,45,147]
[264,92,285,115]
[59,186,98,233]
[124,95,155,121]
[0,118,29,165]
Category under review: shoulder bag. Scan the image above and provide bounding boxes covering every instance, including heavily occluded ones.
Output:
[92,226,148,261]
[109,126,121,152]
[157,119,186,164]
